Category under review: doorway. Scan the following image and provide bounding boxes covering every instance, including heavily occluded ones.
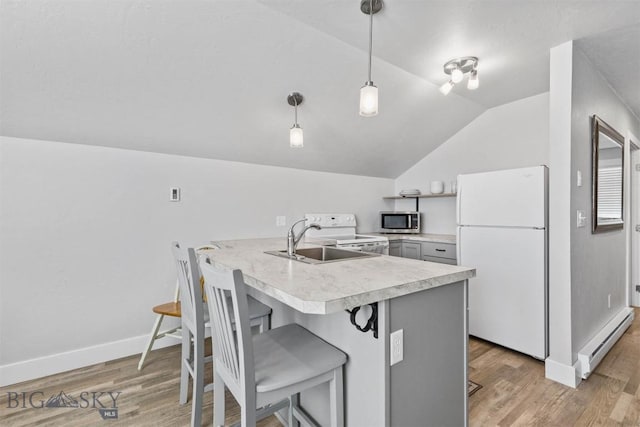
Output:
[630,132,639,307]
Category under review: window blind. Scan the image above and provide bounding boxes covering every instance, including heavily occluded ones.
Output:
[598,166,622,219]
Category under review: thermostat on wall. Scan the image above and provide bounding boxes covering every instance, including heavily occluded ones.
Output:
[170,187,181,202]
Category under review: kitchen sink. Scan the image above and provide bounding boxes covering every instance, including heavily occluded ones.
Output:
[265,246,380,264]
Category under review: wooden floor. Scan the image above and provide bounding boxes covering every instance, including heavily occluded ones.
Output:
[1,309,638,426]
[469,308,640,426]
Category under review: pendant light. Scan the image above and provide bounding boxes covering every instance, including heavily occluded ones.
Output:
[359,0,383,117]
[287,92,304,148]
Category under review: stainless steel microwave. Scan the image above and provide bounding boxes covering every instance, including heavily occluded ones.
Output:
[380,211,421,234]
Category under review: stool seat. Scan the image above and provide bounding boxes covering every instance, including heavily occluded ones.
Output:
[254,324,347,393]
[152,302,181,317]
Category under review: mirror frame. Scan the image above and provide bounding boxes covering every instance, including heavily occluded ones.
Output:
[592,115,625,233]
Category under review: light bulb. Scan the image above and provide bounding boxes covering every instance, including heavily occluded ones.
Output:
[290,125,303,148]
[439,80,454,95]
[359,83,378,117]
[451,66,464,83]
[467,70,479,90]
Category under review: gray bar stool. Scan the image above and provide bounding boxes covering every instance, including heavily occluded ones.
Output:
[171,242,272,427]
[201,255,347,427]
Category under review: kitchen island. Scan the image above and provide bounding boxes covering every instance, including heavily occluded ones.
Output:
[202,238,475,427]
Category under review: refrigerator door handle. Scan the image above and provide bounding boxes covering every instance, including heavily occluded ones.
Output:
[456,227,461,264]
[456,182,462,225]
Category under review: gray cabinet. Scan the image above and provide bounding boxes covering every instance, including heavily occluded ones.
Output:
[401,242,422,260]
[421,242,456,262]
[389,239,457,264]
[389,242,402,257]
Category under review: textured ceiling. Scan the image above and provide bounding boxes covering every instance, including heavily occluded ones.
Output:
[1,1,639,178]
[576,23,640,120]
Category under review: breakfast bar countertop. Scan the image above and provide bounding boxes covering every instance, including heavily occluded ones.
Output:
[201,237,474,315]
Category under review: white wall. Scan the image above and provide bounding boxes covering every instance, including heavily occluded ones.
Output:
[545,41,640,388]
[546,41,577,386]
[0,136,393,385]
[569,46,640,355]
[393,92,550,234]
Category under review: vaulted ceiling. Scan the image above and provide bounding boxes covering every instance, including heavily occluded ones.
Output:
[1,1,639,178]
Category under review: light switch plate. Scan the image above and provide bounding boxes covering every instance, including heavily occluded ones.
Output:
[577,210,587,228]
[577,170,582,187]
[170,187,181,202]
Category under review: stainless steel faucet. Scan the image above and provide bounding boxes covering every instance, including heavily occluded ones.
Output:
[287,218,321,257]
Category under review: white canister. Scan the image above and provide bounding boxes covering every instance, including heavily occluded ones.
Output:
[430,181,444,194]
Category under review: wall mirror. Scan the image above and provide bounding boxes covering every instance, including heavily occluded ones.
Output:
[592,115,624,233]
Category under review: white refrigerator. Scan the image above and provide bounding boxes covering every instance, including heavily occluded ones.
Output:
[457,166,548,359]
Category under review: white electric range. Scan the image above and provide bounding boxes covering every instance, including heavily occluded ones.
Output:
[304,213,389,254]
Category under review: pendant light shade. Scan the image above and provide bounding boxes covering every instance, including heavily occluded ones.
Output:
[467,69,479,90]
[450,66,464,83]
[360,82,378,117]
[287,92,304,148]
[359,0,383,117]
[289,124,303,148]
[439,80,454,95]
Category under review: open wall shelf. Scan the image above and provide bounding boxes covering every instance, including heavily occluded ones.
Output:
[383,193,456,200]
[383,193,456,210]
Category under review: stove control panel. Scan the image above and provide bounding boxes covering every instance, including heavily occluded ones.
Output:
[304,213,356,229]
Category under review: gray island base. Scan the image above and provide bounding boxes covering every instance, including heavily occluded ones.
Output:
[202,238,475,427]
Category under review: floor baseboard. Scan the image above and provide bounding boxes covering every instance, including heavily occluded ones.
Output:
[544,357,581,388]
[0,333,179,387]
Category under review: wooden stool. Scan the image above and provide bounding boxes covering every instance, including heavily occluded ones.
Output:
[138,282,183,370]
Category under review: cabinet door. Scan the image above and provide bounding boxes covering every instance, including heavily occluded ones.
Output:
[401,242,422,260]
[389,242,402,257]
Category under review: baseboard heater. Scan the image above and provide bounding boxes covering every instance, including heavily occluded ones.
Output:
[577,307,634,379]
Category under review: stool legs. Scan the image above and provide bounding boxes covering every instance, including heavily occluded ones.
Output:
[191,329,204,427]
[179,324,191,405]
[329,367,344,427]
[258,315,269,333]
[138,314,165,370]
[213,369,225,427]
[289,393,300,427]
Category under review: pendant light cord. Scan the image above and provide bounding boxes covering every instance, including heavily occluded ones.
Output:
[294,97,298,125]
[367,0,373,82]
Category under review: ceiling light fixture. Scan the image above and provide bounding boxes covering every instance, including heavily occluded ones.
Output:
[359,0,383,117]
[439,56,479,95]
[287,92,304,148]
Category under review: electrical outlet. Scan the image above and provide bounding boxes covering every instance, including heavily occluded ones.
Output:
[169,187,180,202]
[276,216,286,227]
[390,329,404,366]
